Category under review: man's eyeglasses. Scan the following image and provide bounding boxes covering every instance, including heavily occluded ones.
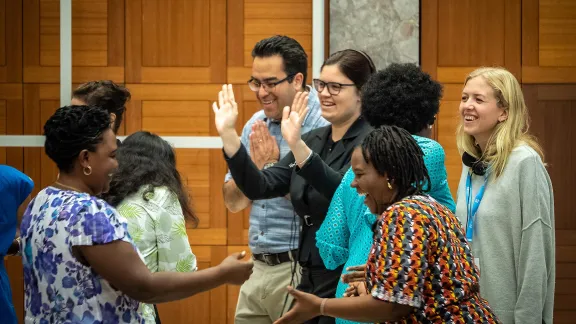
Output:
[247,74,296,92]
[313,79,355,95]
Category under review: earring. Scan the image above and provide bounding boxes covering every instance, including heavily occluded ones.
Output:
[83,166,92,176]
[387,181,393,190]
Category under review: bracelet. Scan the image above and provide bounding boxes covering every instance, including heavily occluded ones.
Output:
[320,298,328,316]
[296,150,313,168]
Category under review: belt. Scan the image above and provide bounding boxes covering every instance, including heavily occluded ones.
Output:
[252,249,298,266]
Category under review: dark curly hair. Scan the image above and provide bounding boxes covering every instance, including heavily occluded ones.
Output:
[361,63,442,134]
[44,105,111,173]
[361,125,430,200]
[72,80,131,133]
[102,131,198,226]
[252,35,308,87]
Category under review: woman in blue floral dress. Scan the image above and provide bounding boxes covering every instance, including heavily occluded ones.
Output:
[20,105,254,323]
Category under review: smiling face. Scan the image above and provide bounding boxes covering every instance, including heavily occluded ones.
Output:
[251,55,302,120]
[350,147,396,215]
[317,64,361,126]
[78,128,118,195]
[459,76,508,149]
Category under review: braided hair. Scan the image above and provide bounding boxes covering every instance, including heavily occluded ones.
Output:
[360,125,431,200]
[44,105,111,173]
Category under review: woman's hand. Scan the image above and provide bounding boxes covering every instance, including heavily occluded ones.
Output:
[343,281,367,297]
[217,251,254,285]
[341,264,366,283]
[273,286,322,324]
[213,84,239,136]
[281,92,309,148]
[212,84,242,157]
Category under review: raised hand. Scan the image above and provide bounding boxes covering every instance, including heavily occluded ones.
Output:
[212,84,239,136]
[249,120,280,169]
[341,264,366,283]
[218,251,254,285]
[281,91,309,148]
[273,286,322,324]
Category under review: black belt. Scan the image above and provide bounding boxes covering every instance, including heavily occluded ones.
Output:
[253,249,298,266]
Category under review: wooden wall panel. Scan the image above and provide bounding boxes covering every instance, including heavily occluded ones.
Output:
[226,0,313,84]
[0,84,24,169]
[0,0,23,83]
[23,0,124,83]
[125,0,226,84]
[523,85,576,322]
[522,0,576,83]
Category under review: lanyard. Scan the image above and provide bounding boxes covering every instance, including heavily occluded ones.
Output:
[465,169,489,242]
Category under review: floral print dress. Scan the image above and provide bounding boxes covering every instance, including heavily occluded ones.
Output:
[20,187,143,323]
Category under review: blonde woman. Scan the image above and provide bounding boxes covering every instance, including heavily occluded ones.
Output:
[455,67,555,324]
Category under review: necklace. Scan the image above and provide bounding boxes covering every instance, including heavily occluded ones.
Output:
[53,181,84,193]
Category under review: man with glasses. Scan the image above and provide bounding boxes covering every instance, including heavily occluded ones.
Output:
[223,35,328,324]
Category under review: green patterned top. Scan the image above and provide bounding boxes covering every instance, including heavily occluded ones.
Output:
[117,185,197,323]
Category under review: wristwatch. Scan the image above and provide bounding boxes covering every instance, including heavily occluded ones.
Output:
[263,161,277,169]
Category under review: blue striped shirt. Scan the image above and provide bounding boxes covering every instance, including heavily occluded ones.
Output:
[224,87,329,254]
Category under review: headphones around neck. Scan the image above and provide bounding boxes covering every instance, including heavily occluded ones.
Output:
[462,151,488,176]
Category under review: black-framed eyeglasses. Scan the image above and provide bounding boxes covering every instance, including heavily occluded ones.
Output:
[313,79,356,95]
[247,74,296,92]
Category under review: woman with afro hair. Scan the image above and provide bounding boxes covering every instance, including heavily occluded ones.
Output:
[315,63,455,324]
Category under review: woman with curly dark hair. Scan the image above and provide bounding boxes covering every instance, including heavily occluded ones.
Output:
[315,63,455,324]
[20,105,253,323]
[103,131,199,323]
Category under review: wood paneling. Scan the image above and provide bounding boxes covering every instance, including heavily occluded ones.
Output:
[0,0,23,83]
[523,84,576,322]
[23,0,124,83]
[126,0,226,84]
[0,84,24,169]
[522,0,576,83]
[226,0,313,83]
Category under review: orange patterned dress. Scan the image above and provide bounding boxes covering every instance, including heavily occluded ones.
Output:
[365,195,500,323]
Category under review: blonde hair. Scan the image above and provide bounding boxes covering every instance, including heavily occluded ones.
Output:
[456,67,544,178]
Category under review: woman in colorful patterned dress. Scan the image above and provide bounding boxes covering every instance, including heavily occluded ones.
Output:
[274,126,500,324]
[103,131,199,323]
[20,105,254,323]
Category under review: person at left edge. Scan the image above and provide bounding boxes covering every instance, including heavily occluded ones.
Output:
[0,165,34,324]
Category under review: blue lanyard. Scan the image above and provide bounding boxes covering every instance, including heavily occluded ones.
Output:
[465,169,489,242]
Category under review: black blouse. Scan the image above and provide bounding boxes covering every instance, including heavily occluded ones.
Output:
[224,117,372,267]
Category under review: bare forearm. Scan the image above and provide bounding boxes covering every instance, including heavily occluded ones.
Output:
[223,180,251,213]
[142,266,227,303]
[323,295,409,323]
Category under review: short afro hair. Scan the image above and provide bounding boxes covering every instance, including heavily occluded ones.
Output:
[361,63,442,134]
[44,105,111,173]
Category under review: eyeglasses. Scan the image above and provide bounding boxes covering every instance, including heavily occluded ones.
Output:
[247,74,296,92]
[313,79,356,95]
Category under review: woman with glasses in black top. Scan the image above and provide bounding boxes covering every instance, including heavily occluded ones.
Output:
[213,49,375,324]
